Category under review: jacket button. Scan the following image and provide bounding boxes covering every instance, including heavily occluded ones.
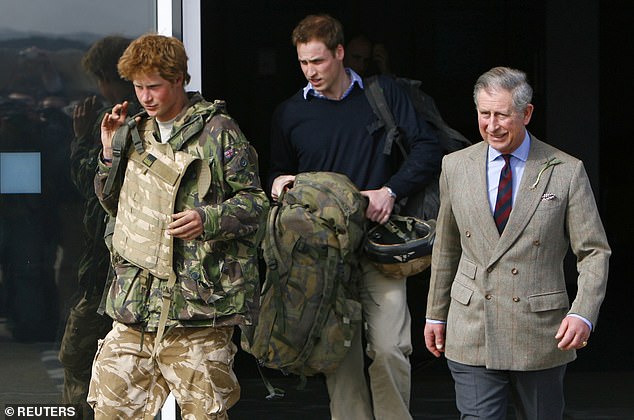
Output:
[191,272,200,280]
[512,296,520,302]
[485,294,492,300]
[465,231,471,237]
[511,268,519,275]
[533,240,541,246]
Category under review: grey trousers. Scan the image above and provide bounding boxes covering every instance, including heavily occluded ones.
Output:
[447,359,566,420]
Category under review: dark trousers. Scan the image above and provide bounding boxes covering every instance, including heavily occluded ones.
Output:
[447,359,566,420]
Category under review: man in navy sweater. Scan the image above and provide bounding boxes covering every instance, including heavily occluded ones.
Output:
[269,14,442,420]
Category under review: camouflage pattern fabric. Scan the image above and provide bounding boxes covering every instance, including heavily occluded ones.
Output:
[94,93,269,331]
[87,321,239,419]
[244,172,367,376]
[59,295,112,419]
[111,139,203,280]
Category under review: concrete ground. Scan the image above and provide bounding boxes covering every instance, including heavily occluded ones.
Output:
[1,318,633,420]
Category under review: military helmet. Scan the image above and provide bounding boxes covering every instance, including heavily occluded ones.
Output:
[364,215,436,278]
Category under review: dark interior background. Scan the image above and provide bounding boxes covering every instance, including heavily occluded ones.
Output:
[199,0,633,373]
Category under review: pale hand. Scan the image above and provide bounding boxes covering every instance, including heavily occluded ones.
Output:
[360,186,395,223]
[555,315,591,351]
[424,322,446,358]
[101,101,130,159]
[167,210,204,241]
[271,175,296,201]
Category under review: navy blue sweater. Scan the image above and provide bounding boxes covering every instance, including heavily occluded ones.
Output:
[269,75,441,198]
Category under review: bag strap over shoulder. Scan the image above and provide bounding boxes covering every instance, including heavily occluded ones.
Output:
[365,77,419,215]
[364,76,407,159]
[103,110,147,195]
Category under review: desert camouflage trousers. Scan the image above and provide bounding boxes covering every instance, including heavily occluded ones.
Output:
[59,294,113,420]
[87,321,239,419]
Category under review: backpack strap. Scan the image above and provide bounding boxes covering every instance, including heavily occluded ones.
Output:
[365,77,415,214]
[263,193,289,285]
[103,110,147,195]
[152,269,177,357]
[364,76,407,159]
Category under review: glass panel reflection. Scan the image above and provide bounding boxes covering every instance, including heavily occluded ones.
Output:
[0,0,156,408]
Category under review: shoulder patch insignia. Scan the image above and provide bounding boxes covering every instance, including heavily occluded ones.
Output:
[224,148,235,160]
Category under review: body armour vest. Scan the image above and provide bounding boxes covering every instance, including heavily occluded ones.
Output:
[112,122,211,280]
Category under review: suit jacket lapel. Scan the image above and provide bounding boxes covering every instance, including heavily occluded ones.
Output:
[488,137,554,266]
[466,144,500,250]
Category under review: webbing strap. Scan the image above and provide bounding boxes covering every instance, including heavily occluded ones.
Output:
[128,150,180,186]
[265,194,289,280]
[103,111,147,195]
[129,117,145,154]
[364,76,408,159]
[152,270,177,357]
[152,171,177,356]
[103,123,129,196]
[262,200,287,332]
[384,218,412,242]
[255,363,286,400]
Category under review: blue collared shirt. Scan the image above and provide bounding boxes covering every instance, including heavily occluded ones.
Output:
[487,132,531,213]
[302,68,364,100]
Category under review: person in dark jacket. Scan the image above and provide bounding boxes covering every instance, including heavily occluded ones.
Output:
[268,14,442,420]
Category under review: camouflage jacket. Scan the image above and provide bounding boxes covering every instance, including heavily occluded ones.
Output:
[95,93,269,331]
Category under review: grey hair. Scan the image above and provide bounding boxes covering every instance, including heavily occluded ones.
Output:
[473,66,533,113]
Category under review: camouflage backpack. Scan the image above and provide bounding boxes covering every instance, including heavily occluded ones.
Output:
[244,171,367,378]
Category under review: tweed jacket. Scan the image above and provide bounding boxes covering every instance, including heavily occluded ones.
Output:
[426,136,610,371]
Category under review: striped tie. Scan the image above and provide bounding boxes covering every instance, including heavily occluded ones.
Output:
[494,154,512,234]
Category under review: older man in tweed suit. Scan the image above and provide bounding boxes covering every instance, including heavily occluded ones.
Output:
[424,66,610,420]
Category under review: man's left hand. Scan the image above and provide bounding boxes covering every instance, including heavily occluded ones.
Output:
[555,316,591,351]
[168,209,203,241]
